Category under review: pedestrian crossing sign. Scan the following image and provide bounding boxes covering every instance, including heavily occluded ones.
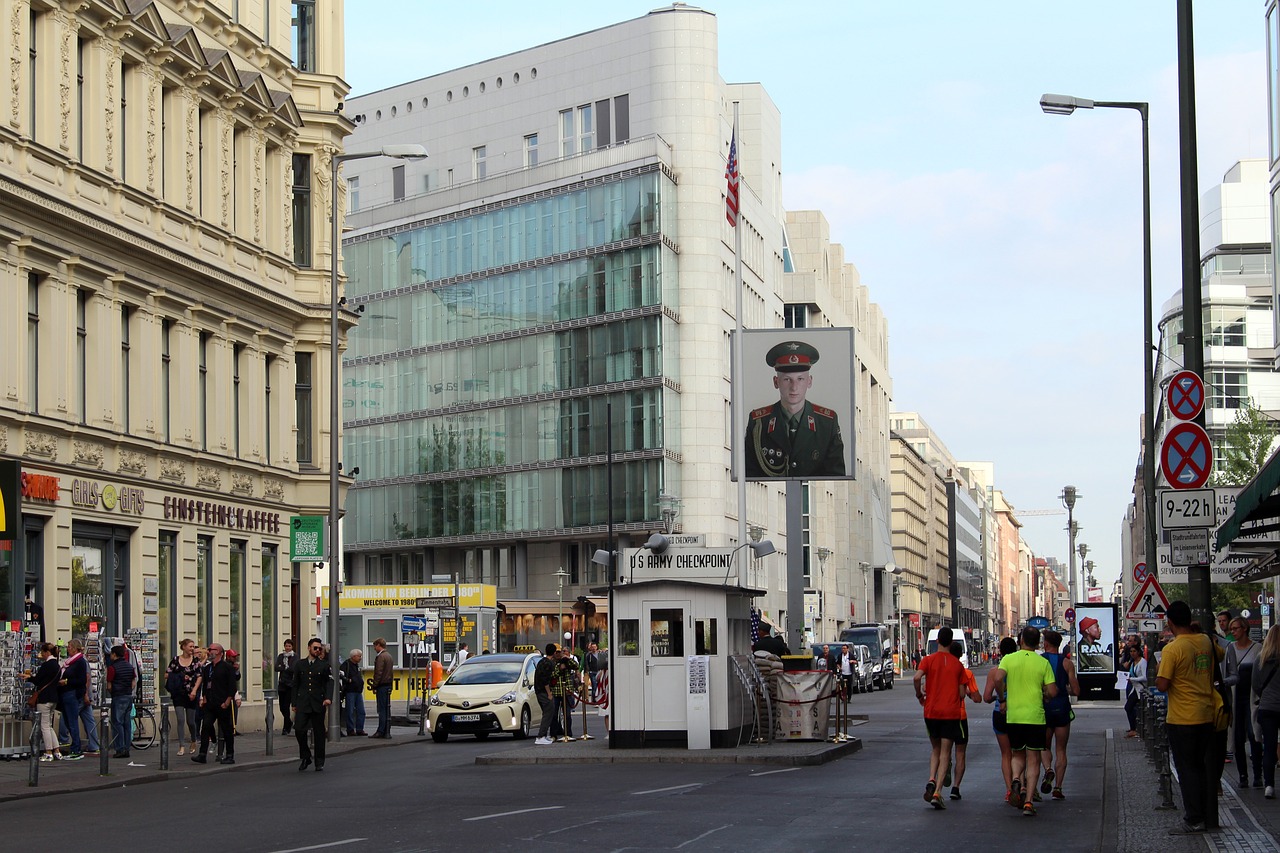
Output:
[1126,574,1170,620]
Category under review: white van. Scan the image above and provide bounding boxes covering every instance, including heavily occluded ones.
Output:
[925,629,969,669]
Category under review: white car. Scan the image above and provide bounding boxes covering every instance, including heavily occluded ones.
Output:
[427,652,543,742]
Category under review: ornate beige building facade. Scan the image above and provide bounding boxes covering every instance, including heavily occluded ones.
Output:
[0,0,351,713]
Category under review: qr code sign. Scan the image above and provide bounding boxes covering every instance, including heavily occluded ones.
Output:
[294,530,320,557]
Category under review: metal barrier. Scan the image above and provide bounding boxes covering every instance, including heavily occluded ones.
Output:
[28,708,42,787]
[1139,690,1177,810]
[159,697,171,770]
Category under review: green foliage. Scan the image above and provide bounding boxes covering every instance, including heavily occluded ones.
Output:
[1211,401,1278,487]
[1160,582,1263,617]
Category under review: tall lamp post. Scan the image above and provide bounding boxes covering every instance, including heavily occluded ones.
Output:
[857,561,871,622]
[1041,94,1156,594]
[328,144,427,741]
[1060,486,1080,606]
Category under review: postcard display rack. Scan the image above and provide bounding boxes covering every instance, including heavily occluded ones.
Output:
[0,626,36,757]
[124,629,158,707]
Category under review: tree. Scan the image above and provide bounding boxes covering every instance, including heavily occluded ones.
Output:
[1211,400,1278,487]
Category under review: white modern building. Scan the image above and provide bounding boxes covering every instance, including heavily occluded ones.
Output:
[336,5,895,646]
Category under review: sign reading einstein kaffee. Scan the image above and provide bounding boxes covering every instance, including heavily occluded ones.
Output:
[163,495,282,533]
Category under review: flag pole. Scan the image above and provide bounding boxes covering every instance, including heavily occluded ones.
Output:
[731,101,748,580]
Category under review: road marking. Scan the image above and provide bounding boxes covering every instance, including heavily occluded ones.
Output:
[464,806,564,822]
[270,840,367,853]
[750,767,799,777]
[676,825,730,848]
[631,783,703,796]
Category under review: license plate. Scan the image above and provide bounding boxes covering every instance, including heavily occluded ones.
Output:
[452,713,481,722]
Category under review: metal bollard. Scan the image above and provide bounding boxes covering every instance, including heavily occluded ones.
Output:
[160,697,171,770]
[28,708,42,787]
[1153,694,1176,810]
[100,702,110,776]
[264,689,276,756]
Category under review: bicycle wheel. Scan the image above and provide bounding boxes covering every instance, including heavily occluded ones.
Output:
[132,707,156,750]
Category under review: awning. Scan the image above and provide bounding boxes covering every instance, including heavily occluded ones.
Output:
[1215,449,1280,550]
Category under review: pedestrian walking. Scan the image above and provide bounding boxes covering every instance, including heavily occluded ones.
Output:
[165,639,201,756]
[275,639,297,736]
[983,636,1019,801]
[586,642,606,702]
[340,649,367,736]
[106,644,137,759]
[1252,624,1280,799]
[913,626,969,810]
[293,637,334,771]
[551,645,581,740]
[1224,616,1262,788]
[57,638,99,758]
[1156,600,1227,834]
[988,626,1057,817]
[369,638,394,738]
[1039,629,1079,801]
[191,643,238,765]
[533,643,558,745]
[24,642,62,762]
[1123,644,1147,739]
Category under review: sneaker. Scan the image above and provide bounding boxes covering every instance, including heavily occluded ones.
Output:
[1032,790,1042,803]
[923,779,936,803]
[1023,802,1036,817]
[930,794,946,810]
[1052,788,1065,800]
[949,787,961,801]
[177,746,186,756]
[39,754,54,763]
[1168,822,1205,835]
[534,737,554,745]
[219,757,235,765]
[83,750,99,756]
[1266,786,1275,799]
[942,763,952,788]
[1004,790,1011,805]
[1040,769,1055,795]
[64,753,84,761]
[1010,779,1024,809]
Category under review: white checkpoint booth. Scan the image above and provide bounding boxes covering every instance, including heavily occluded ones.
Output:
[607,578,760,749]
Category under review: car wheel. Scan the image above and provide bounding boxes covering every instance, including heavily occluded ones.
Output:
[431,728,448,743]
[513,706,532,739]
[886,674,894,689]
[474,732,490,740]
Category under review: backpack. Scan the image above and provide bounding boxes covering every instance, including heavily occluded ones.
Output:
[165,663,187,703]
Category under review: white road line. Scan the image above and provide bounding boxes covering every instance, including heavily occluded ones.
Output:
[750,767,799,777]
[631,783,703,796]
[676,825,731,848]
[270,840,367,853]
[464,806,565,822]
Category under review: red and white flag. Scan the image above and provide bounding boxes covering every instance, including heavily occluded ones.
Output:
[725,130,740,227]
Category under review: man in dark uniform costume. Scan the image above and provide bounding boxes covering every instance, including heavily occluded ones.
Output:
[745,340,846,478]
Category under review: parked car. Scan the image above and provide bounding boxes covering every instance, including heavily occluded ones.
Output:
[839,623,895,689]
[427,651,542,742]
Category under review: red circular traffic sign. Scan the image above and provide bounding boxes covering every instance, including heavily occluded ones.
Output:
[1133,562,1148,583]
[1161,421,1213,489]
[1065,608,1076,623]
[1166,370,1205,421]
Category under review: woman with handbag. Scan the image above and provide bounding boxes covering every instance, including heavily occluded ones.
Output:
[165,639,202,756]
[23,642,62,761]
[1224,616,1262,788]
[1252,624,1280,799]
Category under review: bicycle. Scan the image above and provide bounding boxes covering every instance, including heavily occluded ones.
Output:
[131,705,156,751]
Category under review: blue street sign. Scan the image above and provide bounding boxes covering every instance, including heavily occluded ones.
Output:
[402,614,428,632]
[1028,616,1049,629]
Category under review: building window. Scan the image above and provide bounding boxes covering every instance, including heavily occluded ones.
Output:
[160,318,172,442]
[76,290,88,425]
[230,539,247,668]
[1205,307,1246,347]
[197,534,212,643]
[614,94,630,143]
[1271,5,1280,165]
[578,104,594,153]
[785,304,809,329]
[158,531,177,672]
[348,175,359,212]
[121,306,131,433]
[472,145,486,180]
[292,0,315,72]
[392,164,406,201]
[261,544,278,690]
[295,352,313,464]
[524,133,538,167]
[560,109,574,157]
[233,343,243,457]
[1209,369,1247,410]
[265,355,274,464]
[291,154,311,267]
[199,332,209,450]
[27,274,38,414]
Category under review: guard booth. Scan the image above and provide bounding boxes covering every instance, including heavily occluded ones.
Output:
[608,578,760,748]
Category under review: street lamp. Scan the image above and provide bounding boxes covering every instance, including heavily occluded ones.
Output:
[815,547,832,638]
[328,143,427,740]
[1060,486,1080,607]
[857,562,871,622]
[555,567,570,646]
[1041,94,1156,596]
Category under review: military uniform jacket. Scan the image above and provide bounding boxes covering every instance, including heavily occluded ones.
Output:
[292,656,334,714]
[200,659,238,708]
[744,400,845,478]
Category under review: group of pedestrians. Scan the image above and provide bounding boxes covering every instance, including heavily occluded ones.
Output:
[164,639,242,765]
[24,638,144,761]
[916,624,1074,816]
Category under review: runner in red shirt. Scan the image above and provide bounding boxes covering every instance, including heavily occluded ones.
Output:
[914,626,970,809]
[942,640,982,800]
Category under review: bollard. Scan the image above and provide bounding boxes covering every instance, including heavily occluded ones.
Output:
[28,708,42,787]
[100,701,110,776]
[160,697,171,770]
[1152,693,1176,811]
[264,689,276,756]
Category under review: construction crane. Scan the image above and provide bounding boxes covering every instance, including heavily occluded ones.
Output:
[1012,509,1067,517]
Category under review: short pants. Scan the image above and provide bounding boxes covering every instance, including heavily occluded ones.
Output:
[1006,722,1047,751]
[925,717,966,743]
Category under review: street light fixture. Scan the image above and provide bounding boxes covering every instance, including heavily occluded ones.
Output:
[1041,94,1156,600]
[327,143,427,741]
[858,562,871,622]
[1060,486,1080,607]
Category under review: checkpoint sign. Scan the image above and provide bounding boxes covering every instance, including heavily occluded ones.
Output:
[1166,370,1205,421]
[1160,421,1213,489]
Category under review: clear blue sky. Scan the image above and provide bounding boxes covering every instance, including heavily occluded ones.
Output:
[345,1,1267,593]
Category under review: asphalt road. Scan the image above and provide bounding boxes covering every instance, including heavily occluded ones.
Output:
[3,668,1128,852]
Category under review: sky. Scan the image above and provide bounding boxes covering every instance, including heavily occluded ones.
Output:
[345,1,1269,594]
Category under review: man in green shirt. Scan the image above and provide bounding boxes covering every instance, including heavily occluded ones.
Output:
[988,626,1057,816]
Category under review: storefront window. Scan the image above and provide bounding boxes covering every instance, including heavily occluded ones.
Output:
[71,538,105,636]
[229,539,246,664]
[0,541,13,623]
[197,535,212,642]
[261,544,277,690]
[158,531,176,672]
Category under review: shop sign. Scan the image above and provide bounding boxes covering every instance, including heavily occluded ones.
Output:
[163,495,282,534]
[20,472,60,502]
[71,478,145,514]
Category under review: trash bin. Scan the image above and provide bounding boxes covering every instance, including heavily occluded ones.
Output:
[774,670,837,740]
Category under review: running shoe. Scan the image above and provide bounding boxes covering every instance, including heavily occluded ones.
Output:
[1023,802,1036,817]
[923,779,937,803]
[1010,779,1024,809]
[64,753,84,761]
[1040,768,1055,795]
[1052,788,1065,800]
[942,763,952,788]
[930,794,946,810]
[949,787,961,801]
[1032,790,1042,803]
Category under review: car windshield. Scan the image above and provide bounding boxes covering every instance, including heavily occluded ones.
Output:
[447,660,523,685]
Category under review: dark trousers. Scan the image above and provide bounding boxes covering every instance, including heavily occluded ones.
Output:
[1234,696,1262,782]
[199,703,235,758]
[375,685,392,735]
[551,694,573,737]
[535,692,555,739]
[1166,722,1221,828]
[1258,709,1280,788]
[1124,690,1141,732]
[277,686,293,732]
[295,708,327,766]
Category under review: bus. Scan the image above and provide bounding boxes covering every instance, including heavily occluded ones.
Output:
[838,623,895,690]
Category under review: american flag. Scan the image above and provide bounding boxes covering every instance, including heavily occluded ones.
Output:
[725,129,740,227]
[750,607,761,645]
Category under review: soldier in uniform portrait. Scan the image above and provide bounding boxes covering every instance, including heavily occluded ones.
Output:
[745,340,846,478]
